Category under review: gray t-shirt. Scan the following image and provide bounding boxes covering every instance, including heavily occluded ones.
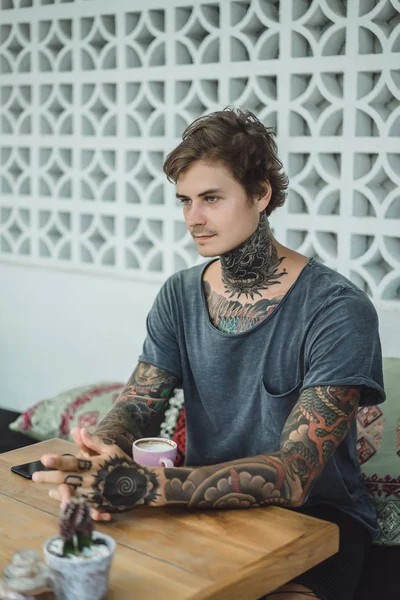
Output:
[139,257,385,537]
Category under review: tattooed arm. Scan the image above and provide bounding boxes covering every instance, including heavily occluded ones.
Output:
[35,361,178,515]
[91,361,179,456]
[39,385,360,514]
[156,385,361,509]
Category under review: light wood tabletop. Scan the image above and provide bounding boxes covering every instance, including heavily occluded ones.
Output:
[0,439,339,599]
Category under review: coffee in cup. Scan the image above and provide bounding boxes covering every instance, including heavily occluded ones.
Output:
[133,437,177,468]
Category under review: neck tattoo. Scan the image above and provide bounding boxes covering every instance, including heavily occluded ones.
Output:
[220,213,287,300]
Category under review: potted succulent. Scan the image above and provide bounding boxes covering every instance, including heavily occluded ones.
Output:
[43,497,116,600]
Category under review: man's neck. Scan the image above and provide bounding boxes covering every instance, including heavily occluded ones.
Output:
[220,212,287,300]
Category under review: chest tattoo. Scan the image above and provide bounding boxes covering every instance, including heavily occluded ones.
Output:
[204,282,283,334]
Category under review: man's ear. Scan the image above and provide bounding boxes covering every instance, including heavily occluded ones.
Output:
[258,180,272,213]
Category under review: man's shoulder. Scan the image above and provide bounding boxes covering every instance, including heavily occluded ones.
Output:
[307,259,369,299]
[156,261,209,312]
[305,259,377,320]
[163,261,210,292]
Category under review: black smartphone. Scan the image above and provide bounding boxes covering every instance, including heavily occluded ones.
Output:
[11,453,75,479]
[11,459,52,479]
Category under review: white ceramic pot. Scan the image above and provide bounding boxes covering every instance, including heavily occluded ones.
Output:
[43,531,116,600]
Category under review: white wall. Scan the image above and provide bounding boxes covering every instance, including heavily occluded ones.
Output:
[1,262,159,411]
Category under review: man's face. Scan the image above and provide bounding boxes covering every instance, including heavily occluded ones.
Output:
[176,161,269,257]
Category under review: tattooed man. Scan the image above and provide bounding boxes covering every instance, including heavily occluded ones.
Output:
[34,109,385,600]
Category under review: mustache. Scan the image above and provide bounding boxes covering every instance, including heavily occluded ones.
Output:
[191,228,216,236]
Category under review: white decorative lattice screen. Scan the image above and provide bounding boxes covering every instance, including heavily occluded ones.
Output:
[0,0,399,305]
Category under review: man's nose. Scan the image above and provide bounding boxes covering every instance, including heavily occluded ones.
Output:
[185,202,206,228]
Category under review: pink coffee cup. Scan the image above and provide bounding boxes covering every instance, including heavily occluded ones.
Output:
[132,437,177,468]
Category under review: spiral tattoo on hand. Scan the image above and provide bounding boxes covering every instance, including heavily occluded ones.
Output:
[117,476,136,496]
[89,456,160,512]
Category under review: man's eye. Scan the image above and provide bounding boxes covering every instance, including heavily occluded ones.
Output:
[205,196,219,203]
[178,198,190,205]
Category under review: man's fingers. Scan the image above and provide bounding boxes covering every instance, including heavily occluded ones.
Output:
[70,427,94,457]
[36,454,93,475]
[33,467,94,487]
[48,486,112,522]
[77,458,93,471]
[48,488,60,501]
[90,508,112,522]
[39,454,79,472]
[49,484,73,505]
[63,474,84,488]
[80,428,117,455]
[70,426,83,445]
[72,426,124,458]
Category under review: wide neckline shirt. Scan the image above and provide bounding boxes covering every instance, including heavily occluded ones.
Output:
[139,257,386,538]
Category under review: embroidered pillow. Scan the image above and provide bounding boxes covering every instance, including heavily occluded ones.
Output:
[357,358,400,546]
[9,382,124,442]
[159,389,185,466]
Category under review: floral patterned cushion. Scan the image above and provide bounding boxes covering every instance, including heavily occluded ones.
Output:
[357,358,400,546]
[159,389,185,466]
[9,382,124,442]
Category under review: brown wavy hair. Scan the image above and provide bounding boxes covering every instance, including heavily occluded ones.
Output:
[163,107,288,216]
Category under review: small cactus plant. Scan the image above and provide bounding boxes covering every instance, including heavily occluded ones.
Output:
[44,496,116,600]
[60,497,94,557]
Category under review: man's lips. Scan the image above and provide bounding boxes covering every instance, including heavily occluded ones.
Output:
[194,235,215,242]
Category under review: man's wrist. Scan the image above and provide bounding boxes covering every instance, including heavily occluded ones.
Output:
[154,466,195,507]
[148,466,167,507]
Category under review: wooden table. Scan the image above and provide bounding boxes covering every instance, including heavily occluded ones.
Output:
[0,439,339,599]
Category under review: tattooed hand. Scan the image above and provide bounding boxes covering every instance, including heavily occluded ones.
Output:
[33,451,162,519]
[32,429,161,521]
[87,456,160,513]
[70,427,108,459]
[69,427,127,519]
[69,426,126,464]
